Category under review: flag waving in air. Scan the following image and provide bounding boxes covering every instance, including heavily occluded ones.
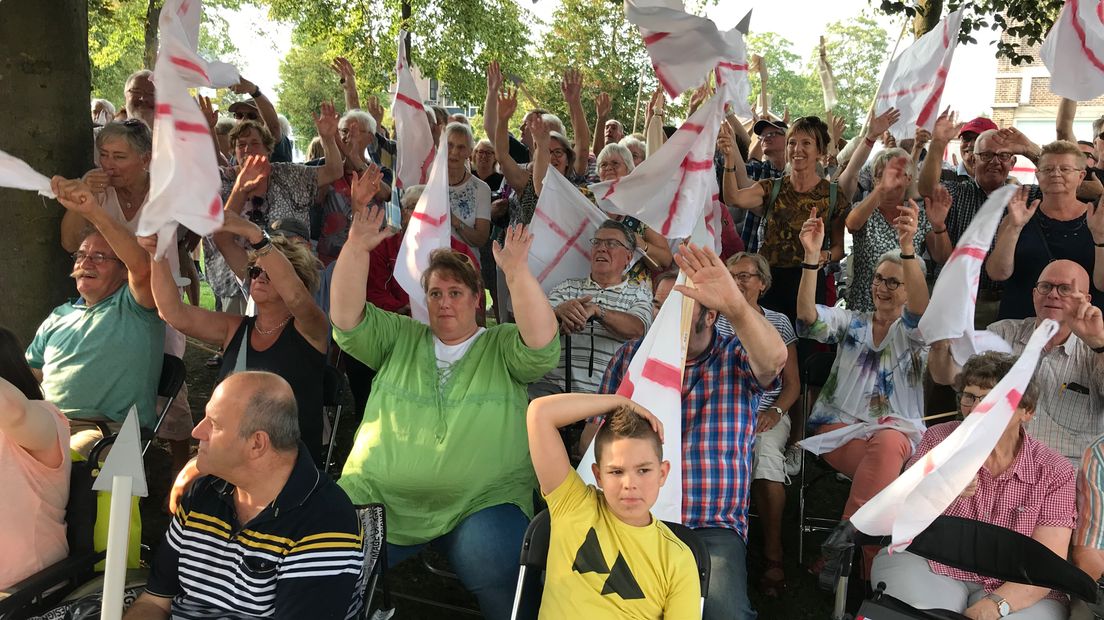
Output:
[138,0,240,259]
[0,149,55,197]
[1040,0,1104,101]
[873,9,964,141]
[918,185,1016,364]
[591,82,731,241]
[624,0,741,99]
[392,31,435,190]
[851,319,1059,552]
[714,13,754,119]
[395,132,451,324]
[528,167,610,294]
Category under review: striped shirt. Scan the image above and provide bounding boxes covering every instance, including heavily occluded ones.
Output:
[716,307,796,412]
[600,328,778,539]
[144,446,364,619]
[989,319,1104,466]
[543,277,654,395]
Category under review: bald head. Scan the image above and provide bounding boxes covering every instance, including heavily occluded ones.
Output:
[222,371,300,452]
[1040,260,1090,291]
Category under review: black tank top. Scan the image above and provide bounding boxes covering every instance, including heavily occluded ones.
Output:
[218,316,325,465]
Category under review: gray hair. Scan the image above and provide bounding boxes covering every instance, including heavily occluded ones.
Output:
[872,147,916,180]
[620,135,646,160]
[124,69,153,91]
[445,121,475,150]
[541,113,566,136]
[235,372,300,452]
[725,252,772,291]
[341,108,377,135]
[597,143,636,174]
[876,249,925,274]
[430,105,449,126]
[598,219,637,253]
[95,120,153,156]
[91,98,116,119]
[474,138,494,153]
[401,184,425,210]
[214,118,235,135]
[277,113,292,139]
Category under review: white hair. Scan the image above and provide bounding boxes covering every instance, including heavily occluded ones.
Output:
[541,113,566,136]
[340,109,377,135]
[91,98,116,119]
[401,184,425,210]
[445,121,475,149]
[619,135,645,160]
[597,143,636,173]
[277,113,293,138]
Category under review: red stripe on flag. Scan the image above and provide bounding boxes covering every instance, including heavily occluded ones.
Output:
[681,157,714,172]
[412,211,447,226]
[942,15,950,47]
[714,67,723,86]
[156,103,172,116]
[922,454,934,476]
[641,358,682,390]
[1071,0,1104,73]
[170,56,210,82]
[1005,388,1023,409]
[616,376,636,399]
[716,61,748,71]
[643,32,671,45]
[395,91,424,110]
[178,0,191,16]
[208,196,222,217]
[602,179,619,200]
[535,214,591,283]
[876,79,938,101]
[654,63,678,99]
[175,120,210,134]
[680,123,705,134]
[419,148,434,185]
[949,244,987,262]
[915,67,949,128]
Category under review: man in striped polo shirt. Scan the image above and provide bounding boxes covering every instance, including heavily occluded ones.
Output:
[125,372,364,619]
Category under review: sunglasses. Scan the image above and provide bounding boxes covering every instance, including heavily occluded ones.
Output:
[234,112,259,121]
[247,265,267,280]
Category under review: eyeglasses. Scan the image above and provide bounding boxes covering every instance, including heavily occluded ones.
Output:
[1038,165,1085,176]
[72,251,122,265]
[730,271,760,283]
[975,151,1014,163]
[956,391,986,407]
[590,238,630,251]
[598,161,625,171]
[760,131,784,140]
[474,150,495,157]
[234,111,259,121]
[873,274,903,291]
[247,265,267,280]
[549,148,567,158]
[1034,281,1075,297]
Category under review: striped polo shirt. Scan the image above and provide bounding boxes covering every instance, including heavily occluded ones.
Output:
[144,445,364,618]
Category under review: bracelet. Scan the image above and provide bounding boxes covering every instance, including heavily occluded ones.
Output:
[801,262,820,270]
[250,242,275,261]
[251,87,262,98]
[864,136,876,147]
[598,305,607,322]
[899,253,916,259]
[723,166,739,173]
[931,227,947,234]
[1092,343,1104,353]
[1095,241,1104,248]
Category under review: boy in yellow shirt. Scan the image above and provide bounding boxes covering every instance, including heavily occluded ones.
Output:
[527,393,701,619]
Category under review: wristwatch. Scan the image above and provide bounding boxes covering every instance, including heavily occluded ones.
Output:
[985,593,1011,617]
[767,406,786,417]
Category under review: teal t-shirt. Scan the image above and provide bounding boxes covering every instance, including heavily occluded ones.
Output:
[26,285,164,428]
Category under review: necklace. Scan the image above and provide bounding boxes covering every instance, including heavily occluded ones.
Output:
[254,314,291,335]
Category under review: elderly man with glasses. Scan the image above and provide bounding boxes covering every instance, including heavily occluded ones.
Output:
[529,220,654,399]
[931,259,1104,466]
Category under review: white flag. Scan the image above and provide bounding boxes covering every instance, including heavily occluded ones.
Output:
[851,319,1058,552]
[591,82,730,240]
[0,149,55,198]
[873,9,964,141]
[918,185,1016,365]
[138,0,240,259]
[395,133,451,323]
[714,17,753,119]
[580,272,692,522]
[392,31,435,190]
[1041,0,1104,101]
[529,167,610,295]
[688,174,724,253]
[818,37,839,112]
[625,0,740,98]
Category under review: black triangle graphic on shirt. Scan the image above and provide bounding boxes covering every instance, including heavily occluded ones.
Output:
[601,552,645,600]
[572,528,610,575]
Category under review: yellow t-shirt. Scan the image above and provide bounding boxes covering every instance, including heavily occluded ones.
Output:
[539,470,701,620]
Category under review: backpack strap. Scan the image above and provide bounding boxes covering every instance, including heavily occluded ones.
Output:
[822,181,838,251]
[762,176,784,222]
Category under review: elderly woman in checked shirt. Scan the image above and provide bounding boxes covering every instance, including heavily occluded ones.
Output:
[872,352,1075,620]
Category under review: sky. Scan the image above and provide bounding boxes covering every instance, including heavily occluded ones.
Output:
[226,0,1000,121]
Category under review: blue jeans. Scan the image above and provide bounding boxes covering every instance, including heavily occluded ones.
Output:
[387,503,528,620]
[695,527,757,620]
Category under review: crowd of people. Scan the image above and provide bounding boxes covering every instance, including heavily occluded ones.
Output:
[3,35,1104,620]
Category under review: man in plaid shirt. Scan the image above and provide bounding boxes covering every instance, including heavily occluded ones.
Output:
[598,247,787,620]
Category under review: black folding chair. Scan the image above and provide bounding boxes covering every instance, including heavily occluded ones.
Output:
[323,364,349,472]
[797,349,849,562]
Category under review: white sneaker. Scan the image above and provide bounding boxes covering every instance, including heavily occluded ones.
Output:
[784,444,803,477]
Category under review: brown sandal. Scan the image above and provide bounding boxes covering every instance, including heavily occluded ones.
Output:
[759,560,787,598]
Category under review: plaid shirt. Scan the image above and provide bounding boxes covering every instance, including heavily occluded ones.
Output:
[910,421,1077,602]
[738,159,785,252]
[599,328,778,539]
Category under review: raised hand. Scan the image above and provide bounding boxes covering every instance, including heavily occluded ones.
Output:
[50,176,98,214]
[330,56,356,88]
[1005,185,1039,229]
[932,108,962,144]
[231,76,257,96]
[364,95,385,131]
[828,111,845,147]
[487,60,504,95]
[867,107,901,141]
[924,185,952,231]
[782,105,790,125]
[497,88,518,123]
[596,91,612,119]
[688,84,712,116]
[894,199,920,252]
[561,69,583,104]
[914,128,933,148]
[137,234,159,257]
[1067,292,1104,349]
[195,94,218,129]
[218,209,262,239]
[492,223,535,278]
[313,101,339,139]
[350,164,383,212]
[1091,198,1104,246]
[645,88,664,123]
[991,126,1037,156]
[717,121,737,161]
[528,113,550,146]
[235,154,271,195]
[673,242,745,315]
[799,207,825,259]
[347,204,394,253]
[83,168,110,196]
[880,156,911,193]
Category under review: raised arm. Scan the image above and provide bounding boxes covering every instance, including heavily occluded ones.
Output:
[530,114,552,197]
[919,109,961,197]
[591,92,611,158]
[561,70,590,177]
[928,339,962,386]
[527,393,660,494]
[483,61,504,141]
[213,156,269,279]
[674,243,787,386]
[312,101,344,187]
[846,155,908,233]
[0,376,63,467]
[895,199,930,316]
[797,209,824,327]
[718,124,768,213]
[493,88,530,191]
[992,126,1043,167]
[1092,200,1104,291]
[195,94,226,165]
[923,184,953,264]
[330,185,395,330]
[494,224,557,348]
[232,77,282,142]
[60,168,105,251]
[331,57,361,111]
[837,107,900,199]
[985,185,1037,282]
[645,89,667,156]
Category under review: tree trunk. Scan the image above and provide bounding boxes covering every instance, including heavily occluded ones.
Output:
[0,0,92,343]
[913,0,944,38]
[144,0,161,69]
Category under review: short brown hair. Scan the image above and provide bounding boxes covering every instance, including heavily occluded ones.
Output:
[725,252,772,291]
[593,405,662,465]
[1040,140,1087,166]
[421,248,482,296]
[955,351,1039,413]
[229,120,276,154]
[787,117,829,155]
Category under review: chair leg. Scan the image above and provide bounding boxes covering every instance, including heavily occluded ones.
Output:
[509,566,528,620]
[326,405,343,471]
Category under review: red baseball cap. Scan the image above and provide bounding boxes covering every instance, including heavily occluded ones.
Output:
[959,117,998,138]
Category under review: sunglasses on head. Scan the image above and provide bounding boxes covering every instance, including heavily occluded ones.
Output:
[234,112,259,121]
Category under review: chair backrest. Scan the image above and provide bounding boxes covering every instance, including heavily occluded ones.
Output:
[157,354,186,399]
[662,521,711,600]
[350,503,388,618]
[323,365,346,407]
[519,509,552,569]
[802,350,837,389]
